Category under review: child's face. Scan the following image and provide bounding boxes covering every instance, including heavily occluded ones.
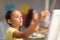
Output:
[31,10,39,24]
[8,10,23,27]
[33,10,39,21]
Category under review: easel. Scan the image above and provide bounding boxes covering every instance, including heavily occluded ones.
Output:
[46,0,60,40]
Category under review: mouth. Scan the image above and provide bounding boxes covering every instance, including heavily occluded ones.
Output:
[19,20,23,24]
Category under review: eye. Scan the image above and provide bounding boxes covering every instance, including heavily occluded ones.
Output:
[20,16,22,18]
[15,15,19,18]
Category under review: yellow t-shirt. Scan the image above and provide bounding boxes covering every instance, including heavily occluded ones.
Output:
[5,27,23,40]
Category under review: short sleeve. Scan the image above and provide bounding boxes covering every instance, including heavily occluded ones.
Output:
[5,27,16,40]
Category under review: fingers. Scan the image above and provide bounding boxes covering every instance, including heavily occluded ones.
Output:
[41,10,50,17]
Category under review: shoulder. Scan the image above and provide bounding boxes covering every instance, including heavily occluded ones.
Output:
[6,27,16,34]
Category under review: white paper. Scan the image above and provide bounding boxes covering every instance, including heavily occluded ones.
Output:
[47,9,60,40]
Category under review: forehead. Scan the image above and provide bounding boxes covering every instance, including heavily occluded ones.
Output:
[33,10,38,15]
[11,10,22,16]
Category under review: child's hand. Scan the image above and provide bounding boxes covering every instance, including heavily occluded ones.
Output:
[41,10,50,17]
[40,10,50,21]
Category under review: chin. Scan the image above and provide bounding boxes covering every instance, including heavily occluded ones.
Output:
[20,23,23,26]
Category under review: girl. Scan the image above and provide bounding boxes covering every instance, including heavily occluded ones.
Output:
[24,9,49,34]
[5,9,49,40]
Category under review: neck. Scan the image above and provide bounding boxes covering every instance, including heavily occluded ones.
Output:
[10,25,19,30]
[14,27,19,30]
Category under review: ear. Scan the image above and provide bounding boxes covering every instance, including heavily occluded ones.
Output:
[7,19,12,24]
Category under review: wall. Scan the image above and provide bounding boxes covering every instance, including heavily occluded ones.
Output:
[0,0,45,40]
[0,0,60,40]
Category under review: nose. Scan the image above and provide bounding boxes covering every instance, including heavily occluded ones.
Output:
[21,17,23,22]
[19,17,23,22]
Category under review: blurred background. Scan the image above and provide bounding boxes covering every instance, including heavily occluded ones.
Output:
[0,0,60,40]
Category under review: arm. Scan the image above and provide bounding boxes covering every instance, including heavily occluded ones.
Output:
[34,11,50,33]
[13,10,50,38]
[13,18,40,38]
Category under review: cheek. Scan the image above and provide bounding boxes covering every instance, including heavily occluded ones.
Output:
[11,19,18,24]
[12,21,17,24]
[33,14,39,20]
[34,16,38,20]
[35,16,38,19]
